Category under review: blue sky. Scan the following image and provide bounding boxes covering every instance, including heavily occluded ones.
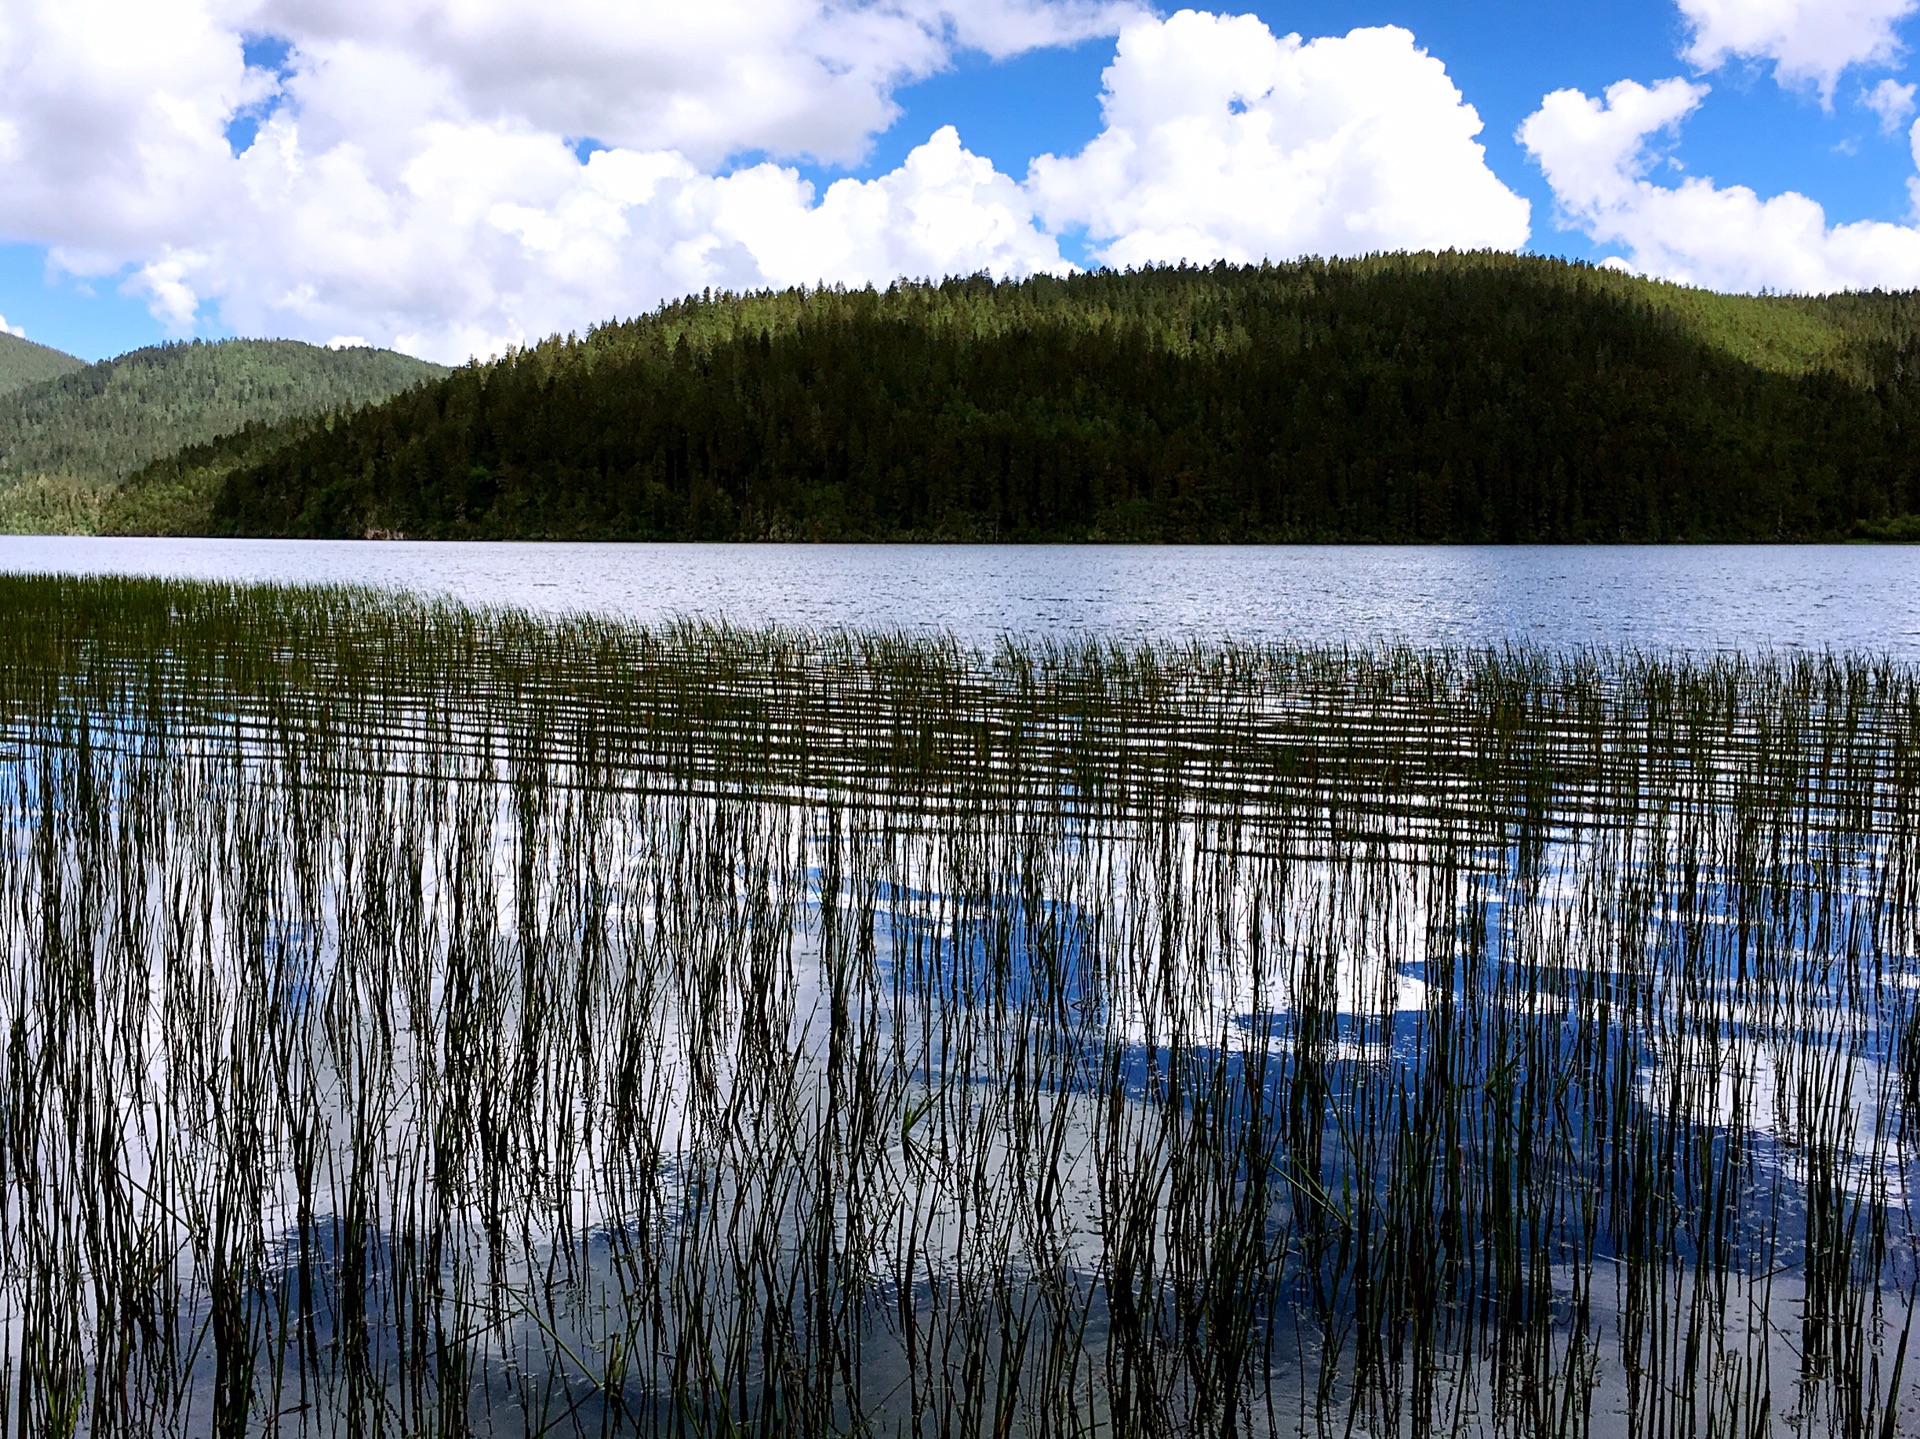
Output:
[2,0,1916,363]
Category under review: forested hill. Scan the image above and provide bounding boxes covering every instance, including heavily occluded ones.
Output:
[0,339,446,533]
[0,331,84,399]
[198,254,1920,542]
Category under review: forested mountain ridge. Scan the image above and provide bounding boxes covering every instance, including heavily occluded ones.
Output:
[164,254,1920,541]
[0,339,446,533]
[0,331,84,400]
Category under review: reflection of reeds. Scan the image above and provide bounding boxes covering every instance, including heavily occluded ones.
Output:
[2,573,1919,1436]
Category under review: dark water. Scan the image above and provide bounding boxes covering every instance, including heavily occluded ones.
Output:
[2,537,1916,651]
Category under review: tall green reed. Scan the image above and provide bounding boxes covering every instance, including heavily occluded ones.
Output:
[0,575,1917,1436]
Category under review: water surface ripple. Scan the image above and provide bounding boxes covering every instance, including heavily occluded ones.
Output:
[2,538,1915,652]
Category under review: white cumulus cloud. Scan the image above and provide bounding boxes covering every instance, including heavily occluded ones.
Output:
[1677,0,1919,98]
[1520,77,1920,293]
[1865,77,1919,131]
[246,0,1146,170]
[0,1,1542,362]
[0,0,1125,359]
[1027,11,1531,268]
[115,121,1071,362]
[0,314,25,339]
[0,0,268,264]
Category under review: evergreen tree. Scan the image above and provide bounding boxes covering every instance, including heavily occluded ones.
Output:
[0,338,445,534]
[115,255,1920,544]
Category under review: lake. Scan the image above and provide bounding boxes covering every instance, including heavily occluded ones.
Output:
[1,536,1916,651]
[7,575,1920,1436]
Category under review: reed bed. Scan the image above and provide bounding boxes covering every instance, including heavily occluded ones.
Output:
[2,573,1918,1437]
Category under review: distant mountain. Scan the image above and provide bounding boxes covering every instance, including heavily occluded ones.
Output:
[0,331,85,400]
[0,339,447,534]
[130,254,1920,543]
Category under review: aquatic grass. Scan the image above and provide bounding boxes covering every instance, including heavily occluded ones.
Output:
[1,574,1919,1434]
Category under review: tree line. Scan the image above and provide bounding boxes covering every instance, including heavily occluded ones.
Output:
[198,254,1920,543]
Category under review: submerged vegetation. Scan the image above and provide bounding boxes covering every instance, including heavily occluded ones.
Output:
[3,575,1920,1434]
[0,339,445,535]
[192,253,1920,543]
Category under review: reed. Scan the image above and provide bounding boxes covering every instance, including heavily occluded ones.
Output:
[1,574,1917,1436]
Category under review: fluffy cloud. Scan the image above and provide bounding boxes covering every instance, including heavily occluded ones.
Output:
[0,0,1125,358]
[1028,12,1530,268]
[1865,77,1920,131]
[0,0,268,260]
[0,2,1535,362]
[246,0,1145,172]
[0,314,24,339]
[1519,77,1709,216]
[146,121,1069,359]
[1520,78,1920,293]
[1677,0,1918,98]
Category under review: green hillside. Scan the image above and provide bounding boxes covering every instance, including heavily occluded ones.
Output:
[130,253,1920,542]
[0,331,84,400]
[98,418,325,538]
[0,338,446,534]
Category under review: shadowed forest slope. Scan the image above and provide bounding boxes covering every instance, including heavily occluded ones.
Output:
[0,339,446,533]
[152,254,1920,542]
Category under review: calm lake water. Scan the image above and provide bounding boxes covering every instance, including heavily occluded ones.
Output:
[3,536,1917,652]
